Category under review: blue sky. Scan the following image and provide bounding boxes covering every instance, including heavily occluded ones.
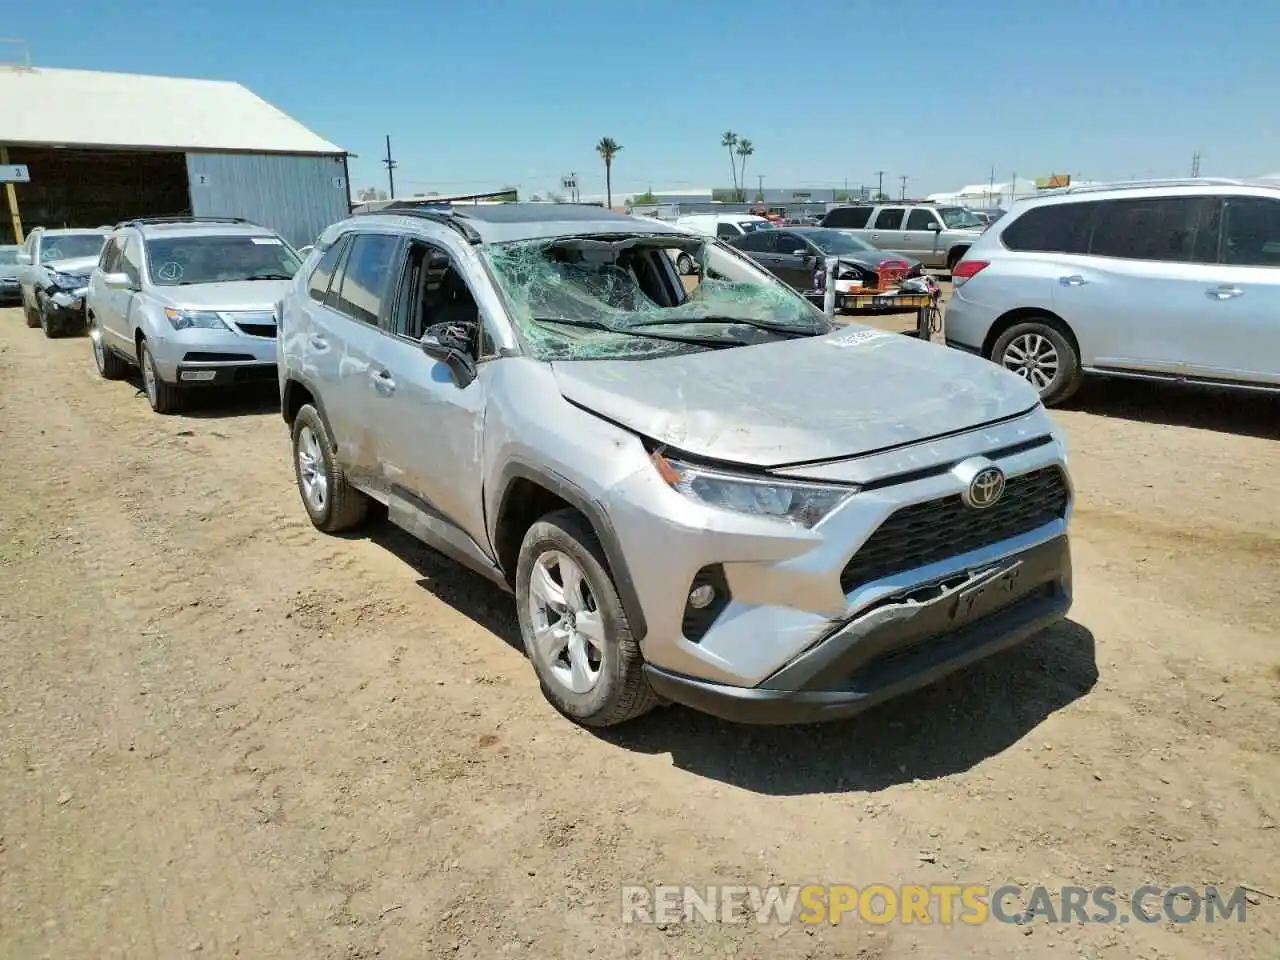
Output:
[13,0,1280,200]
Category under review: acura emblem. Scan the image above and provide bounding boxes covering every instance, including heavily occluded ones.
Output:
[965,466,1006,510]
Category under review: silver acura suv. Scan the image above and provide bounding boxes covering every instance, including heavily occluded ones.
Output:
[278,204,1074,727]
[86,217,300,413]
[946,178,1280,404]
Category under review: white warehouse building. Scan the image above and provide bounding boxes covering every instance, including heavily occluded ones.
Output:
[0,64,350,248]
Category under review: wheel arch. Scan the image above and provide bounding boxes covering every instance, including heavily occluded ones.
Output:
[281,375,338,448]
[491,459,648,642]
[982,307,1081,361]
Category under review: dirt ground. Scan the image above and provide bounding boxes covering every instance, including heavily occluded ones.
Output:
[0,305,1277,960]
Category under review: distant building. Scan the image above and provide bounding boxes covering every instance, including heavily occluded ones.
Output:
[0,64,349,247]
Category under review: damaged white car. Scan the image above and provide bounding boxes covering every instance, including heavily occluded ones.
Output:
[278,204,1074,727]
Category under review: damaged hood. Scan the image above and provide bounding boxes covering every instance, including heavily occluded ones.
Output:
[552,326,1040,467]
[46,255,100,277]
[158,279,293,312]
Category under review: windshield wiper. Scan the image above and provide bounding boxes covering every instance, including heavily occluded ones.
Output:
[244,273,294,281]
[532,316,742,347]
[629,315,827,338]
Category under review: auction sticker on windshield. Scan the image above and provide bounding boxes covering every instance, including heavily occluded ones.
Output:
[251,237,283,245]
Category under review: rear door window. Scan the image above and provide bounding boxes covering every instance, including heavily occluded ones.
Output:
[822,206,872,228]
[734,231,774,252]
[872,208,905,229]
[333,233,402,326]
[1001,202,1096,255]
[1088,197,1221,263]
[715,222,742,239]
[1220,196,1280,267]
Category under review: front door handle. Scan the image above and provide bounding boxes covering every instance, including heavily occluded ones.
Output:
[308,334,328,350]
[1058,275,1089,287]
[372,369,396,394]
[1206,285,1244,300]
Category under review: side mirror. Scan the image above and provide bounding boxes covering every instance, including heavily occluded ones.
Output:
[792,248,809,257]
[16,251,31,266]
[928,221,943,231]
[101,271,134,291]
[420,332,477,388]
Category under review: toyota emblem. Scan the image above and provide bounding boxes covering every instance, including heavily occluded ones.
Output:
[965,466,1006,510]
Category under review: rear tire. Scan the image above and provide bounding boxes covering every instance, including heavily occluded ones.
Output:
[139,339,183,414]
[516,508,658,728]
[291,404,370,533]
[991,319,1083,406]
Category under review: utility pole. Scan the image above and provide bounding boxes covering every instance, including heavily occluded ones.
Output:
[1190,152,1201,177]
[898,175,908,200]
[757,174,764,200]
[989,165,996,204]
[382,135,397,199]
[875,170,885,198]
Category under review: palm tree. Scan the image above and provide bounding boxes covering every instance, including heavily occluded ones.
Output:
[721,131,740,198]
[736,139,754,202]
[596,137,622,209]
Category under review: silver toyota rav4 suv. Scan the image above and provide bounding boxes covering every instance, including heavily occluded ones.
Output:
[86,217,300,413]
[278,204,1074,727]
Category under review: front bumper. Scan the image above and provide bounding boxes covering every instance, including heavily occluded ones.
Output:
[147,321,278,385]
[0,279,19,302]
[45,288,88,324]
[644,535,1070,724]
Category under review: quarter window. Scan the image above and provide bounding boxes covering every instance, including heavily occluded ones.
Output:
[307,237,348,303]
[1221,196,1280,267]
[1001,202,1095,255]
[872,208,905,229]
[332,233,401,325]
[906,209,939,230]
[822,206,872,228]
[1088,197,1220,263]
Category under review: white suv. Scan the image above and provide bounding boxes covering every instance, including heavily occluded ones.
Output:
[945,178,1280,404]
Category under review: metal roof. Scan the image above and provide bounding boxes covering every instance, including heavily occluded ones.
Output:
[0,66,343,155]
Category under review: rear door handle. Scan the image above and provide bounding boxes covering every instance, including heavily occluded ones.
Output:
[1206,285,1244,300]
[372,369,396,394]
[1058,275,1089,286]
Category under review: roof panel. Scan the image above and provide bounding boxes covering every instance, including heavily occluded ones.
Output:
[0,66,343,155]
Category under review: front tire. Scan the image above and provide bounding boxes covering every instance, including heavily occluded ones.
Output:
[89,315,128,379]
[291,404,370,533]
[516,508,657,727]
[23,297,39,328]
[139,339,183,414]
[39,299,64,338]
[992,319,1083,405]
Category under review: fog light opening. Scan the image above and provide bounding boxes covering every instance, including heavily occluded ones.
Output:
[688,584,716,609]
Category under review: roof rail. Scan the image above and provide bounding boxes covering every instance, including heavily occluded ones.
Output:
[1044,177,1247,197]
[114,216,250,229]
[358,206,482,244]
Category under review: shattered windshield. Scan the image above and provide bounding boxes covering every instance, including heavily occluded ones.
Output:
[40,233,106,263]
[482,233,831,360]
[938,207,983,229]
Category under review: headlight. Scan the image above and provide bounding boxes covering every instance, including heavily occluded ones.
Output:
[51,271,86,290]
[164,308,229,331]
[652,453,856,528]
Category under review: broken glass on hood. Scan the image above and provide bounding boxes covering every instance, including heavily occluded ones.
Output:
[481,233,831,360]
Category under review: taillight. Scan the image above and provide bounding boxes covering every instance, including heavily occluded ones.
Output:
[951,259,990,286]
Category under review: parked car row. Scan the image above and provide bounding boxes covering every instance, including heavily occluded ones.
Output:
[6,204,1076,732]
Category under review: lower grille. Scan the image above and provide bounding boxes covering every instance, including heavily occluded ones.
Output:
[230,365,278,383]
[236,323,277,339]
[183,352,255,362]
[839,466,1069,594]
